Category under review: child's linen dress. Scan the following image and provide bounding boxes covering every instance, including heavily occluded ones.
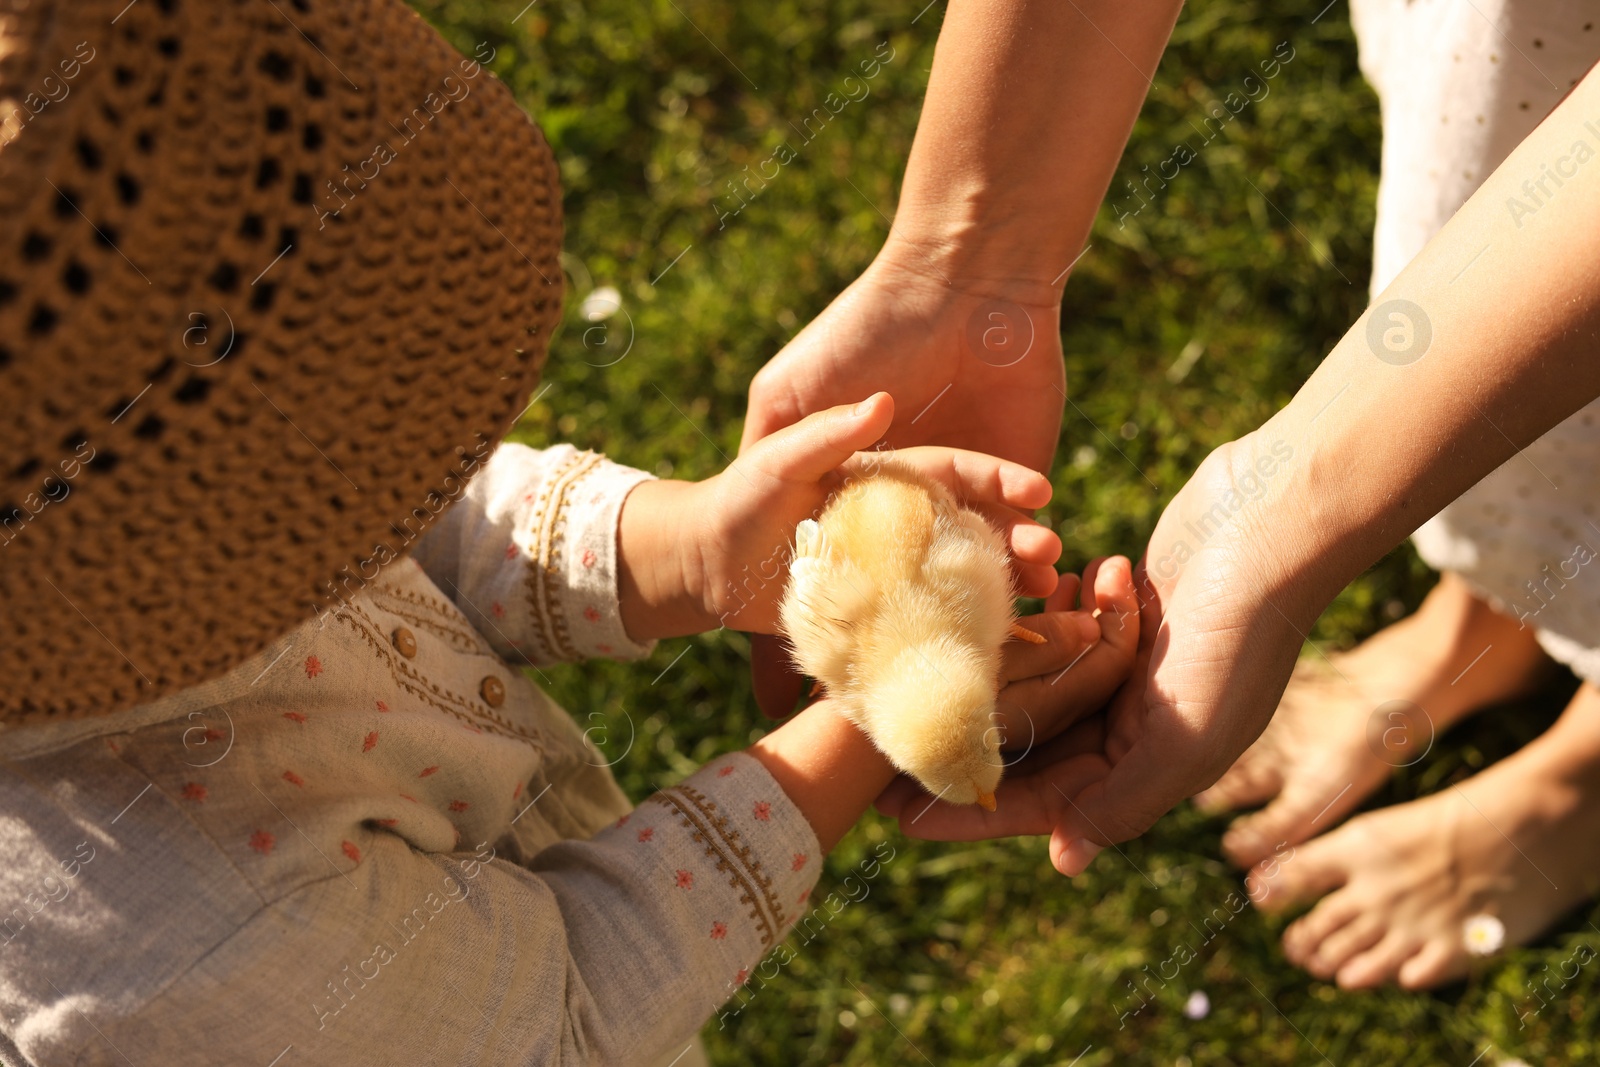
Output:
[0,443,819,1066]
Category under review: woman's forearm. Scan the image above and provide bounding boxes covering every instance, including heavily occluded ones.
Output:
[885,0,1183,303]
[1254,66,1600,605]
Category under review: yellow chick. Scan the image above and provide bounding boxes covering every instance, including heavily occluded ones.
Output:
[778,460,1045,810]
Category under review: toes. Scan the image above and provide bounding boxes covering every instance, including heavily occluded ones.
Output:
[1304,911,1386,981]
[1281,891,1361,966]
[1336,930,1423,990]
[1397,939,1465,991]
[1223,775,1357,869]
[1246,834,1348,914]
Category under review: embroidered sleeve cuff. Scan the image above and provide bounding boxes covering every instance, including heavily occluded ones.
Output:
[423,442,658,667]
[543,456,656,664]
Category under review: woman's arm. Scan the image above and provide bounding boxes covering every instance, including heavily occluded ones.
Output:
[884,0,1185,304]
[740,0,1183,715]
[883,63,1600,871]
[741,0,1186,474]
[1262,73,1600,603]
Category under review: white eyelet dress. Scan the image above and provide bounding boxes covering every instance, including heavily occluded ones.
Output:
[1353,0,1600,680]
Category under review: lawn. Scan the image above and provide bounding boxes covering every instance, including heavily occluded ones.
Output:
[410,0,1600,1062]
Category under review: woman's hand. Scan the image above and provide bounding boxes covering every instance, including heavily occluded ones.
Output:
[877,435,1328,875]
[739,257,1069,715]
[740,255,1068,474]
[617,393,1064,641]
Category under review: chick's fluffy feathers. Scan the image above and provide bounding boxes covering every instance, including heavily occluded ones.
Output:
[779,461,1017,807]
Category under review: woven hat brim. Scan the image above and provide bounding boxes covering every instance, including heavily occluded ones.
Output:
[0,0,563,723]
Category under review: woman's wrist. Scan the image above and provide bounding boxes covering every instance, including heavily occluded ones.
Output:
[1152,429,1348,635]
[874,217,1074,310]
[1236,386,1415,618]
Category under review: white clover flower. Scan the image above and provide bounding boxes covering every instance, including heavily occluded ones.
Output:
[579,285,622,322]
[1464,914,1506,956]
[1183,990,1210,1020]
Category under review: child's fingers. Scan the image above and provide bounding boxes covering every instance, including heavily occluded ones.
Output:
[998,559,1139,726]
[1078,556,1107,609]
[1045,572,1081,614]
[995,557,1142,737]
[881,446,1053,511]
[1015,562,1060,599]
[1001,610,1102,681]
[961,503,1061,597]
[1086,555,1141,661]
[747,392,895,482]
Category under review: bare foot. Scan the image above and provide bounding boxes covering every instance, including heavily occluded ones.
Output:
[1196,573,1552,868]
[1248,682,1600,990]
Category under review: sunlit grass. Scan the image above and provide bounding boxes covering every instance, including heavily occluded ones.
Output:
[412,1,1600,1062]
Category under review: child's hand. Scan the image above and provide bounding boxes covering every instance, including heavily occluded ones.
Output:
[616,393,1063,640]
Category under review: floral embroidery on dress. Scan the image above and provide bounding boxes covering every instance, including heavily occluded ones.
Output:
[283,712,307,724]
[419,766,440,778]
[710,921,727,940]
[362,731,379,752]
[341,841,361,864]
[376,700,390,713]
[181,782,207,803]
[304,655,323,679]
[449,800,470,812]
[647,783,786,948]
[523,450,604,661]
[675,869,694,889]
[249,830,276,856]
[791,853,807,871]
[752,801,771,821]
[283,770,305,787]
[581,548,596,568]
[582,606,601,624]
[717,766,735,778]
[637,827,655,842]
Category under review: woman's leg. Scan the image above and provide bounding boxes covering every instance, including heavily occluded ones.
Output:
[1249,680,1600,990]
[1197,571,1554,867]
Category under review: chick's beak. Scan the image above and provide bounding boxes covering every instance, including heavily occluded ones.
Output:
[974,787,997,812]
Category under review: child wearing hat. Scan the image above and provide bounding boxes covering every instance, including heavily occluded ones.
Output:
[0,3,1140,1064]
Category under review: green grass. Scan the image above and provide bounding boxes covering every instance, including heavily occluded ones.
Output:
[411,1,1600,1062]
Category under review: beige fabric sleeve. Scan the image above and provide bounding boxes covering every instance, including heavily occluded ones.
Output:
[410,442,657,666]
[45,754,820,1067]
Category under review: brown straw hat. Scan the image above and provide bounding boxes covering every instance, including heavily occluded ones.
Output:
[0,0,563,725]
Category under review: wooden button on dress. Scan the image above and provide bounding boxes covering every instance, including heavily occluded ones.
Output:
[391,627,417,658]
[479,676,506,707]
